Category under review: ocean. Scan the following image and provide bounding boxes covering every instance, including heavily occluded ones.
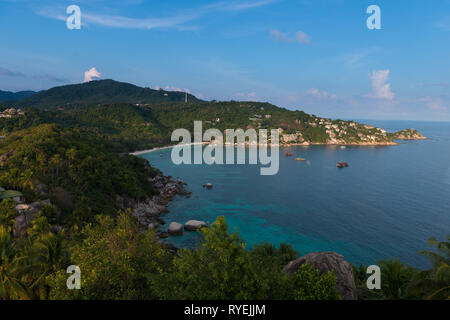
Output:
[140,120,450,268]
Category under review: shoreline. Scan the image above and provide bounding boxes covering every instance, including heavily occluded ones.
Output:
[130,142,208,156]
[130,141,401,155]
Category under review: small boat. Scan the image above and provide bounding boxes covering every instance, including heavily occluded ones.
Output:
[203,183,213,189]
[337,161,349,168]
[340,146,346,149]
[296,158,306,162]
[285,153,293,157]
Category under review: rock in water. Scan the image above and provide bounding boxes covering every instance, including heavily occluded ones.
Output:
[283,252,357,300]
[184,220,207,231]
[168,222,183,235]
[158,232,169,239]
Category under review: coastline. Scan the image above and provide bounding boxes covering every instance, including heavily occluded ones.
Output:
[129,130,434,265]
[130,141,401,156]
[130,142,208,156]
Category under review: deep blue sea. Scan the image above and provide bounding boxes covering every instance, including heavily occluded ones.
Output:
[141,120,450,268]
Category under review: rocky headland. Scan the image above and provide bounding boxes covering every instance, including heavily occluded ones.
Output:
[392,129,427,140]
[123,174,192,240]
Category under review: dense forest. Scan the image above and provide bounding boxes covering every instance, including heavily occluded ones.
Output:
[0,80,447,300]
[1,79,419,149]
[1,80,199,110]
[0,124,160,226]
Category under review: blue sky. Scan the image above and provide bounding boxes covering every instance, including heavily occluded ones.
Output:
[1,0,450,121]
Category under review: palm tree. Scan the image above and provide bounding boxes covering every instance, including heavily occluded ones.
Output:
[33,232,66,273]
[21,231,66,299]
[406,236,450,300]
[6,168,21,190]
[65,147,77,167]
[0,226,29,300]
[0,199,18,231]
[20,168,34,192]
[378,258,416,299]
[49,154,62,178]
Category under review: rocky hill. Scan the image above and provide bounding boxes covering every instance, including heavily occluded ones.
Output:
[392,129,427,140]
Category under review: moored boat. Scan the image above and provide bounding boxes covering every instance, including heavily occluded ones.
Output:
[337,161,349,168]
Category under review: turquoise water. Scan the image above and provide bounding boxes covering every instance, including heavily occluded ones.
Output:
[141,120,450,268]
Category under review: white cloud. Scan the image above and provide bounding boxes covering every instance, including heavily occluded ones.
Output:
[301,88,337,100]
[270,29,310,44]
[83,67,101,82]
[234,92,259,100]
[295,30,310,44]
[420,96,447,111]
[368,69,394,100]
[37,1,277,30]
[224,0,278,11]
[270,29,291,42]
[306,88,336,100]
[82,12,196,30]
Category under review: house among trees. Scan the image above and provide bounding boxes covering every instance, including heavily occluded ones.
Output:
[0,108,25,118]
[0,186,25,203]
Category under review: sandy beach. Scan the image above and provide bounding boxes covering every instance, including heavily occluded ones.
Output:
[130,142,209,156]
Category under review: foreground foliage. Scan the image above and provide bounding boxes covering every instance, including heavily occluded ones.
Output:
[354,236,450,300]
[1,196,449,300]
[1,210,340,300]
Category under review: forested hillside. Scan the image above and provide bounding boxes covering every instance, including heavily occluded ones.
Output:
[1,79,427,149]
[2,79,199,110]
[0,90,35,103]
[0,124,160,225]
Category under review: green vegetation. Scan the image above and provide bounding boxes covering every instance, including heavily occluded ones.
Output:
[1,101,397,152]
[3,201,447,300]
[2,79,199,110]
[391,128,426,140]
[406,236,450,299]
[47,211,170,300]
[291,263,340,300]
[0,79,413,151]
[0,124,160,226]
[0,79,442,300]
[0,90,35,103]
[4,212,338,300]
[354,236,450,300]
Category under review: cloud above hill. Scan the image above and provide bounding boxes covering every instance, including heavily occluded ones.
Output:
[83,67,101,83]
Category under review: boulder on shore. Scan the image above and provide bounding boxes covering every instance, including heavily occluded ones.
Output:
[168,222,183,235]
[184,220,207,231]
[283,252,357,300]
